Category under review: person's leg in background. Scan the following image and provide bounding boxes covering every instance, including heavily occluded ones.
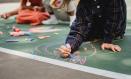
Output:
[65,0,79,26]
[42,0,58,24]
[42,0,79,25]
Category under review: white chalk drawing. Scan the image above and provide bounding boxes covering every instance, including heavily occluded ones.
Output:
[33,42,98,65]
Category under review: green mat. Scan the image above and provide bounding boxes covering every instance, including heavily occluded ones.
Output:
[0,18,131,75]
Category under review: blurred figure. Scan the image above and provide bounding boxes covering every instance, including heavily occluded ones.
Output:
[0,0,50,26]
[43,0,79,26]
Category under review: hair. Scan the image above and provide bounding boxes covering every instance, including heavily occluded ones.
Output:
[61,0,71,8]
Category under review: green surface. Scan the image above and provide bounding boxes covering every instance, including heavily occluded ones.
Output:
[0,19,131,75]
[0,1,131,75]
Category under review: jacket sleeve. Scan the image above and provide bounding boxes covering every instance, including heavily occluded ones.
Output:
[66,20,85,53]
[103,0,123,43]
[65,3,91,53]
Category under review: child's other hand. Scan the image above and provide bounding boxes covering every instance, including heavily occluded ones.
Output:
[0,13,10,19]
[101,43,121,52]
[58,44,71,58]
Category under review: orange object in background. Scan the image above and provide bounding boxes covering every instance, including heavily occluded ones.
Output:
[16,9,50,26]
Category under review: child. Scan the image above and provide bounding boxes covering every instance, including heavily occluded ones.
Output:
[58,0,127,58]
[43,0,79,26]
[0,0,49,26]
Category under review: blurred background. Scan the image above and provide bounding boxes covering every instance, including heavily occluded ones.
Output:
[0,0,18,3]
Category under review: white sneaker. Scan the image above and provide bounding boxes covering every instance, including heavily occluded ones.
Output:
[42,15,58,24]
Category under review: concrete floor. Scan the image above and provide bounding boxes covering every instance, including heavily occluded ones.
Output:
[0,52,111,79]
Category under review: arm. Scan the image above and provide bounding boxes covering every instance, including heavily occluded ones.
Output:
[102,0,126,52]
[0,8,19,19]
[1,0,29,19]
[66,21,84,53]
[58,2,92,58]
[7,8,19,16]
[66,3,92,53]
[103,0,122,43]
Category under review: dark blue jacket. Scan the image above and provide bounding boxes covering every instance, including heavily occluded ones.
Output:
[66,0,127,53]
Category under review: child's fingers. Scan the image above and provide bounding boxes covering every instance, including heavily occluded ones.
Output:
[61,53,69,58]
[111,46,116,52]
[2,14,6,18]
[1,14,8,19]
[114,45,121,52]
[58,48,69,54]
[60,45,71,53]
[58,48,70,58]
[110,45,121,52]
[102,43,122,52]
[58,44,71,58]
[101,44,105,50]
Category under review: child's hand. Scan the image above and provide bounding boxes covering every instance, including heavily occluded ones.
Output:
[0,13,10,19]
[58,44,71,58]
[101,43,121,52]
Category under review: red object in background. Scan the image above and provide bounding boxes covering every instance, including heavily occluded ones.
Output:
[16,9,50,26]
